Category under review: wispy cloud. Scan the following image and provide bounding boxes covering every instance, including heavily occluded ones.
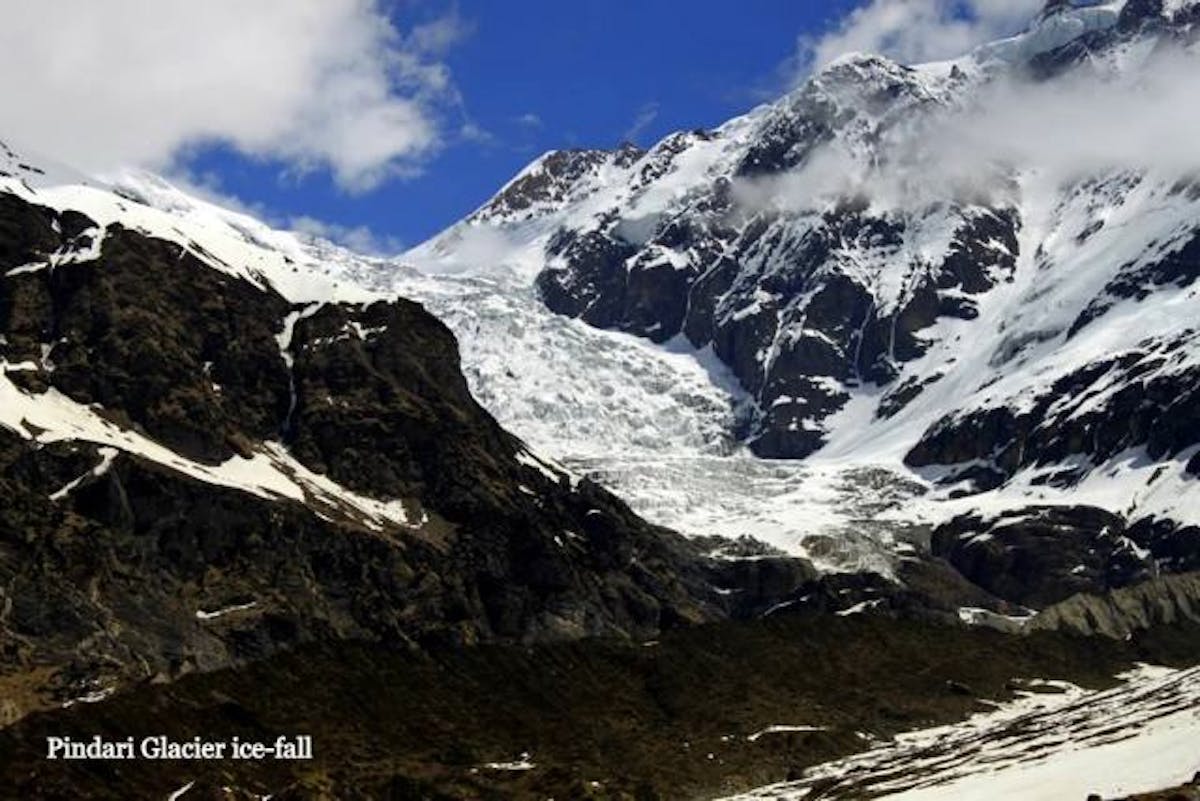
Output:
[408,8,474,56]
[623,101,661,144]
[515,112,544,128]
[0,1,472,192]
[290,215,405,256]
[736,44,1200,214]
[790,0,1043,77]
[459,121,495,145]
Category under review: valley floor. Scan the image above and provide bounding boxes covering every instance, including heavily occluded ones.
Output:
[3,614,1199,800]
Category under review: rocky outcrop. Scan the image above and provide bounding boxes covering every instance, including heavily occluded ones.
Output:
[1027,572,1200,639]
[1127,516,1200,574]
[472,144,644,224]
[906,330,1200,490]
[930,507,1157,608]
[2,214,292,463]
[0,190,760,723]
[534,187,1019,458]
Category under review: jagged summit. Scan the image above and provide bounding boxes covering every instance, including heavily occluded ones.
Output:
[406,0,1200,579]
[2,4,1200,798]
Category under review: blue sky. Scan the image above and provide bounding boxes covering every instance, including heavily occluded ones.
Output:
[182,1,860,251]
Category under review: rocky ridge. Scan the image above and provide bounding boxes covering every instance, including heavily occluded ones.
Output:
[407,0,1200,601]
[426,2,1195,476]
[0,157,754,725]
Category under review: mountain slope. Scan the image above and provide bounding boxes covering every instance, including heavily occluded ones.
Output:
[725,663,1200,801]
[1,3,1200,797]
[406,0,1200,593]
[0,145,739,724]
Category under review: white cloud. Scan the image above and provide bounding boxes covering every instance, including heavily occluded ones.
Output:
[290,215,405,256]
[798,0,1045,72]
[459,121,495,145]
[515,113,544,128]
[0,1,467,192]
[923,46,1200,185]
[623,102,661,144]
[406,224,528,276]
[409,9,474,56]
[736,44,1200,215]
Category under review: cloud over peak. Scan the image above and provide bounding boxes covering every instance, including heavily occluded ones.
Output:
[738,41,1200,216]
[798,0,1045,72]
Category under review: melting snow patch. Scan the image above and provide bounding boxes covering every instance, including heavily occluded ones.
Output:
[515,447,572,485]
[836,599,885,617]
[5,262,47,277]
[747,725,827,742]
[349,321,386,340]
[166,782,195,801]
[49,446,118,501]
[721,664,1200,801]
[195,601,258,621]
[61,687,116,708]
[1,371,422,532]
[482,753,535,771]
[957,606,1036,629]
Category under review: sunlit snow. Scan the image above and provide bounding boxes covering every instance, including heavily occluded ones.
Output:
[723,664,1200,801]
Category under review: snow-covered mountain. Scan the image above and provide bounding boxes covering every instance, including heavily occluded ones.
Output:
[404,0,1200,592]
[3,2,1200,798]
[4,0,1197,615]
[0,138,752,723]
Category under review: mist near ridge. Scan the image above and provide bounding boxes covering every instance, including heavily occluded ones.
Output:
[733,42,1200,216]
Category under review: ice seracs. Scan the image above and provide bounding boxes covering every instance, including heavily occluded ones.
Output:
[5,0,1198,586]
[389,0,1200,582]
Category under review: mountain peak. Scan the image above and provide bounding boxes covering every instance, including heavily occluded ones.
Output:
[420,0,1200,585]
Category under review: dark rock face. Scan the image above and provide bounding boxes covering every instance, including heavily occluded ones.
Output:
[510,44,1022,459]
[706,556,820,617]
[536,202,734,344]
[471,144,644,224]
[734,88,836,178]
[536,230,640,331]
[535,187,1020,457]
[0,190,752,721]
[741,555,1036,625]
[5,223,292,463]
[1127,516,1200,574]
[285,299,517,502]
[906,335,1200,489]
[0,193,93,271]
[931,507,1156,608]
[470,145,643,221]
